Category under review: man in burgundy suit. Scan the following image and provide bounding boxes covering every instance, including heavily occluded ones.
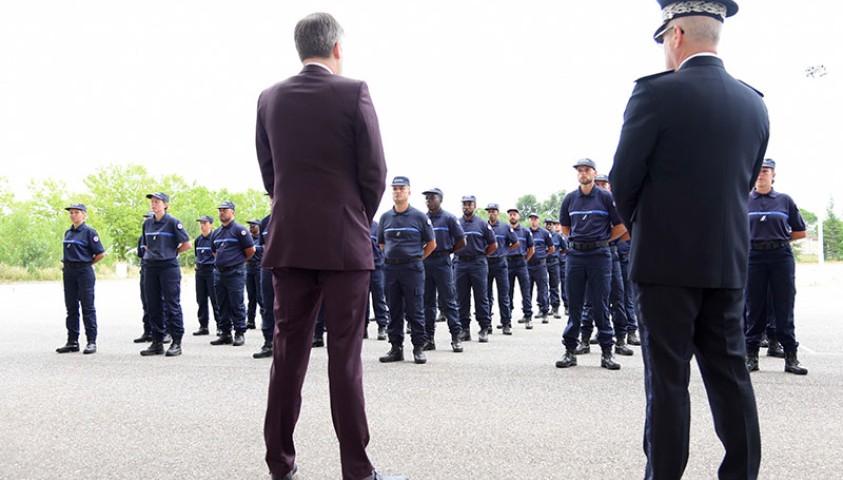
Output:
[255,13,407,480]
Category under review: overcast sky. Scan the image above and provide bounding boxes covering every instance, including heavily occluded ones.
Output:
[1,0,841,218]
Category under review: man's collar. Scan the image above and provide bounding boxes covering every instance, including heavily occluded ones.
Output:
[303,61,334,75]
[679,52,721,70]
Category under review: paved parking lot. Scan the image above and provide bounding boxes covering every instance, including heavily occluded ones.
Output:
[0,263,841,479]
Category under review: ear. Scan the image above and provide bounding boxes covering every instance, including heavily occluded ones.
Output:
[332,41,342,60]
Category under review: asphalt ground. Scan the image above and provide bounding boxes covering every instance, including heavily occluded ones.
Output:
[1,263,841,480]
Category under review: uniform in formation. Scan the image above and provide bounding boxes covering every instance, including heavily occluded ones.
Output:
[506,208,535,328]
[526,213,553,322]
[486,204,517,335]
[455,195,497,343]
[193,215,218,336]
[246,219,264,330]
[367,220,389,341]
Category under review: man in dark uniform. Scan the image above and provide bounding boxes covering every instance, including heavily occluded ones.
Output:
[422,187,465,352]
[506,208,535,328]
[544,219,564,320]
[455,195,497,343]
[367,219,389,341]
[527,213,553,323]
[487,204,518,335]
[254,213,275,359]
[610,2,767,477]
[139,192,191,357]
[745,158,808,375]
[378,176,436,364]
[193,215,219,336]
[134,210,155,343]
[246,219,264,330]
[210,201,255,347]
[56,203,105,355]
[556,158,627,370]
[255,13,405,480]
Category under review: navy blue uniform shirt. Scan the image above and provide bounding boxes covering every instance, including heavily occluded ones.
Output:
[370,220,384,266]
[211,221,255,268]
[249,234,264,266]
[377,205,435,260]
[549,231,565,261]
[528,227,553,260]
[63,222,105,263]
[558,234,569,261]
[748,189,805,242]
[136,235,145,261]
[457,215,496,257]
[427,210,465,253]
[559,187,622,242]
[142,213,190,265]
[488,220,517,259]
[194,233,215,266]
[508,224,534,257]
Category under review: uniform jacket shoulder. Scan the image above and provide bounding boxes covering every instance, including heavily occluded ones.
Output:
[738,79,764,97]
[634,70,673,83]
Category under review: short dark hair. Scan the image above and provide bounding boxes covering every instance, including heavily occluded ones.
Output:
[294,13,344,62]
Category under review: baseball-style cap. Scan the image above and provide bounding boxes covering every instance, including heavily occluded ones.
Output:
[218,201,236,210]
[485,203,500,211]
[146,192,170,203]
[762,158,776,169]
[247,219,261,226]
[422,187,443,197]
[595,174,609,182]
[197,215,214,223]
[391,176,411,187]
[573,158,597,170]
[507,207,520,214]
[654,0,739,44]
[528,212,539,218]
[544,218,555,224]
[65,203,87,212]
[461,195,477,203]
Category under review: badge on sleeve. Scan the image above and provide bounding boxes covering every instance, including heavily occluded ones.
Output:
[177,224,184,229]
[93,236,100,243]
[241,230,247,236]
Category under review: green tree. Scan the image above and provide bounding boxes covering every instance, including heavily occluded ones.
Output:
[800,208,818,236]
[823,199,843,261]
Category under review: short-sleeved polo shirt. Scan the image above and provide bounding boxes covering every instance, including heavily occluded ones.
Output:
[194,233,215,266]
[142,213,190,265]
[211,221,255,269]
[529,227,553,260]
[378,205,435,260]
[427,210,465,253]
[488,220,517,259]
[457,215,496,258]
[508,224,534,257]
[559,187,622,242]
[748,189,806,242]
[63,222,105,263]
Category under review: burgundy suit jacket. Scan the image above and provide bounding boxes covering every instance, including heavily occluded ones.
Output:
[256,64,386,271]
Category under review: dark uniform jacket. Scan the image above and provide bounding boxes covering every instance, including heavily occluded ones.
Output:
[256,64,386,271]
[610,55,769,289]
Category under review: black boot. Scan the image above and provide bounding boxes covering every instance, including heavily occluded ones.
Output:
[478,328,490,343]
[555,350,577,368]
[232,332,245,346]
[458,330,472,342]
[165,341,182,357]
[141,339,164,356]
[192,327,209,336]
[56,342,80,354]
[524,318,533,330]
[83,342,97,355]
[422,339,436,351]
[253,340,273,358]
[574,337,590,355]
[614,338,634,356]
[746,350,759,372]
[379,344,404,363]
[502,324,512,335]
[133,332,152,343]
[163,334,172,344]
[601,348,621,370]
[450,333,463,353]
[377,325,387,341]
[767,340,785,358]
[412,346,427,364]
[552,307,561,319]
[784,351,808,375]
[210,333,233,346]
[627,330,641,346]
[246,318,256,330]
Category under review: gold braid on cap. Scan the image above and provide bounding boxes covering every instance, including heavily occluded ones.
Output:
[662,1,727,22]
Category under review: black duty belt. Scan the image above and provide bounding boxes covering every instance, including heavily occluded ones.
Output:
[570,240,610,251]
[217,263,245,272]
[487,257,505,264]
[195,264,214,271]
[385,257,422,265]
[457,255,486,262]
[427,250,452,258]
[507,255,525,261]
[63,262,92,268]
[528,258,546,266]
[751,241,787,251]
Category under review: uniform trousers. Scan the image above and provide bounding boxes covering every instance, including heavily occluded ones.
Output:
[195,267,219,329]
[384,260,427,347]
[423,254,461,337]
[486,258,511,325]
[144,262,184,341]
[246,265,264,322]
[456,257,491,331]
[215,266,248,334]
[265,268,374,480]
[63,265,97,343]
[528,258,549,315]
[618,248,638,332]
[366,265,389,328]
[139,266,152,335]
[636,284,760,480]
[744,245,799,353]
[507,256,532,318]
[562,247,613,350]
[546,258,561,310]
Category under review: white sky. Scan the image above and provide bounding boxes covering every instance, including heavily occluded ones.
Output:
[1,0,841,218]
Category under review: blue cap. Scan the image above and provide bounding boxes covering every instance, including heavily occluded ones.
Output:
[506,207,519,213]
[485,203,500,211]
[65,203,87,212]
[655,1,739,43]
[762,158,776,169]
[595,174,609,182]
[461,195,476,203]
[146,192,170,203]
[422,187,443,197]
[573,158,597,169]
[391,176,411,187]
[197,215,214,223]
[528,212,540,218]
[544,218,555,223]
[218,201,236,210]
[247,219,261,226]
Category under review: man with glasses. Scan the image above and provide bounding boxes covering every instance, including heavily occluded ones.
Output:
[610,1,767,478]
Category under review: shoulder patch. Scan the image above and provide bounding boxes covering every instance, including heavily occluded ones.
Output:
[93,236,99,243]
[177,223,184,229]
[426,218,432,225]
[635,70,673,83]
[738,80,764,97]
[240,229,247,236]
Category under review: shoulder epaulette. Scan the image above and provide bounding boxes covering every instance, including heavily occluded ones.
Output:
[738,80,764,97]
[635,70,673,83]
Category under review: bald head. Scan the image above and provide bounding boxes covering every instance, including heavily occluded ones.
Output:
[662,15,722,70]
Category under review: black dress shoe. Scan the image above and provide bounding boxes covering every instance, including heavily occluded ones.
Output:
[246,319,256,329]
[502,324,512,335]
[478,328,489,343]
[271,463,297,480]
[552,307,561,319]
[56,342,80,354]
[525,319,533,330]
[458,330,471,342]
[627,330,641,346]
[767,341,785,358]
[555,350,577,368]
[133,333,152,343]
[450,333,464,353]
[614,340,634,356]
[165,342,182,357]
[574,341,590,355]
[784,351,808,375]
[746,351,760,372]
[140,340,164,356]
[232,332,245,346]
[601,350,621,370]
[312,337,325,348]
[192,327,209,336]
[379,345,404,363]
[253,342,272,358]
[83,342,97,354]
[422,340,436,351]
[517,316,529,324]
[589,336,599,345]
[211,334,233,346]
[412,346,427,364]
[377,326,387,341]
